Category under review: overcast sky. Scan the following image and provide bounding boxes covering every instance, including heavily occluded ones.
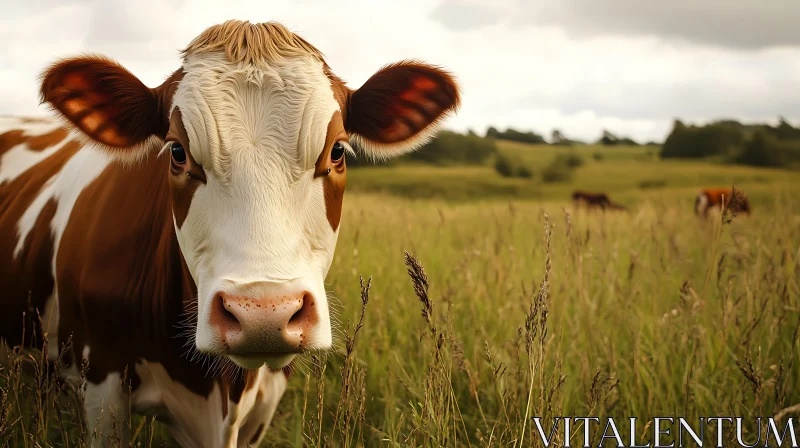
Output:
[2,0,798,143]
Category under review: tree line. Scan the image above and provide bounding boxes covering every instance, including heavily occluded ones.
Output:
[346,118,800,170]
[346,126,646,168]
[660,117,800,167]
[486,126,650,147]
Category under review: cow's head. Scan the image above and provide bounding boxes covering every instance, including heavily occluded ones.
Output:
[39,20,460,370]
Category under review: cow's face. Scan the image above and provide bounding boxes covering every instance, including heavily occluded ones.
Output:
[165,54,348,369]
[39,20,460,370]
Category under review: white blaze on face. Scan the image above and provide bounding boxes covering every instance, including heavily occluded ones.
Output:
[171,52,341,365]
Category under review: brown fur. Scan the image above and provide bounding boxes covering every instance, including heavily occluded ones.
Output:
[27,128,70,151]
[0,138,81,349]
[571,190,627,212]
[0,127,70,159]
[315,111,347,231]
[0,130,28,158]
[165,108,206,229]
[695,187,751,217]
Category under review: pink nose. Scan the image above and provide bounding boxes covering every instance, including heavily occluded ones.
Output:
[209,287,317,355]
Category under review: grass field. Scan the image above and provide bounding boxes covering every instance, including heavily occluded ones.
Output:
[2,141,800,447]
[346,142,795,206]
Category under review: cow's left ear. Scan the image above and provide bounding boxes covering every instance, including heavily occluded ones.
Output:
[345,60,460,160]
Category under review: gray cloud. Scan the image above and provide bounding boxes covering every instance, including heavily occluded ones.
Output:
[432,0,800,50]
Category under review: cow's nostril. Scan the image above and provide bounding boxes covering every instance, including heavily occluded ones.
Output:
[287,293,312,330]
[212,293,242,334]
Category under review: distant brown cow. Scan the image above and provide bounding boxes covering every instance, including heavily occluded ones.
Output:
[572,190,627,211]
[695,187,751,217]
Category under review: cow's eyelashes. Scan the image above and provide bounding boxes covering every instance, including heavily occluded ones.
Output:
[170,142,187,165]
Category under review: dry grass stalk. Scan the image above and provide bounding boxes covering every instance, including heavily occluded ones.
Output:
[332,276,371,447]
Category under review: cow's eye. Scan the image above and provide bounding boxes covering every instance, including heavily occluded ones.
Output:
[171,142,187,165]
[331,141,345,163]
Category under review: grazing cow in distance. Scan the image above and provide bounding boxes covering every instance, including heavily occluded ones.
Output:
[695,187,751,218]
[571,190,627,212]
[0,20,460,447]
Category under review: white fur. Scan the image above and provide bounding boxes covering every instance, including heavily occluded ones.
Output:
[132,361,286,448]
[695,192,709,215]
[13,177,56,258]
[47,147,112,257]
[0,124,69,184]
[351,123,443,162]
[84,371,130,447]
[171,52,340,367]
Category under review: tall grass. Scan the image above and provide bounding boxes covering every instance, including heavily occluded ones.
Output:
[2,184,799,447]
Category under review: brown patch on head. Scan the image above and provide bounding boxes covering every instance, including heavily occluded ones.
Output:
[166,108,206,228]
[314,111,347,231]
[153,69,186,137]
[324,66,350,119]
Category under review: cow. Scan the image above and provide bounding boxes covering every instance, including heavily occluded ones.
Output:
[695,187,751,218]
[571,190,627,212]
[0,20,460,447]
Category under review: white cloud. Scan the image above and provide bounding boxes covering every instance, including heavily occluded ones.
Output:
[1,0,798,144]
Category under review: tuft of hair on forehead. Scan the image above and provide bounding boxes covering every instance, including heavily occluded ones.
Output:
[182,20,325,66]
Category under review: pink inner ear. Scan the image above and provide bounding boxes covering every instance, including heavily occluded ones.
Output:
[63,72,91,91]
[81,112,104,133]
[410,76,438,91]
[382,121,414,142]
[99,127,128,147]
[378,77,448,139]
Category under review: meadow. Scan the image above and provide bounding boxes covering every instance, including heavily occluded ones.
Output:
[1,141,799,447]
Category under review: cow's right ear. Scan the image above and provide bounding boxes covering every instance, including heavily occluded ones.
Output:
[39,55,176,161]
